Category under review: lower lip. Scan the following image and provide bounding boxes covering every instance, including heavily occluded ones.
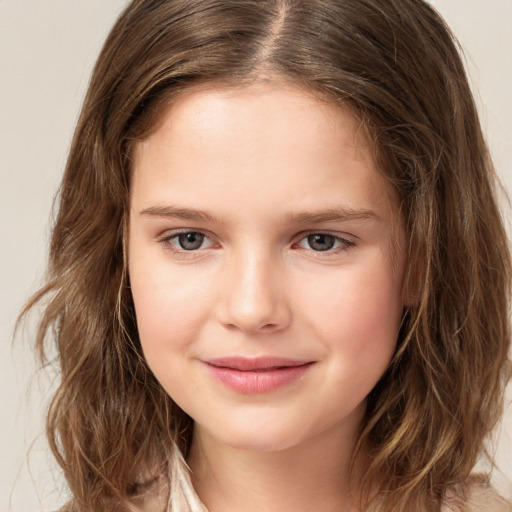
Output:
[205,363,313,394]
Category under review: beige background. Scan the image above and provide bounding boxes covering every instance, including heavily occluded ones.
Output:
[1,1,511,511]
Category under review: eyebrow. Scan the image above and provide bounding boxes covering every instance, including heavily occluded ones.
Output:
[139,206,217,222]
[286,207,380,225]
[139,205,379,224]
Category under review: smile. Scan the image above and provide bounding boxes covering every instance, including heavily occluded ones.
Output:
[204,357,315,394]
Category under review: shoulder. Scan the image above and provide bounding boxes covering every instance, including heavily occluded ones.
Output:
[464,484,511,512]
[442,476,512,512]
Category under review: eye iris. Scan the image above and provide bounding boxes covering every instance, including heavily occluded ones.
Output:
[178,232,204,250]
[308,234,335,251]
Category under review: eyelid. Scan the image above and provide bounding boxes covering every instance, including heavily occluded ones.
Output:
[293,230,357,252]
[159,228,218,256]
[159,227,215,241]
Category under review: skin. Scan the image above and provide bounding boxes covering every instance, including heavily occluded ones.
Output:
[128,83,407,512]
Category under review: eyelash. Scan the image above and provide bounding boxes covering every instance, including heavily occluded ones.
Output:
[159,230,356,258]
[293,231,356,253]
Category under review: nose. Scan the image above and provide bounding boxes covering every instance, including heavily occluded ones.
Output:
[215,250,292,334]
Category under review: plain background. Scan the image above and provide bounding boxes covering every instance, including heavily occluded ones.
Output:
[1,1,511,510]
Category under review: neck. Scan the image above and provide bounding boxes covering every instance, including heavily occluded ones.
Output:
[187,422,367,512]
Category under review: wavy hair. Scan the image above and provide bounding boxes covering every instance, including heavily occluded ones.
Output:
[22,0,511,510]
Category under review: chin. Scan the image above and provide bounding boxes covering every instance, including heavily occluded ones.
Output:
[223,435,298,453]
[196,418,309,453]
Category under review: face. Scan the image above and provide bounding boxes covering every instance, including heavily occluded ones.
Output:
[129,83,406,453]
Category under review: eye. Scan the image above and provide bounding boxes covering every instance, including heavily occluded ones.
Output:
[297,233,354,252]
[165,231,213,251]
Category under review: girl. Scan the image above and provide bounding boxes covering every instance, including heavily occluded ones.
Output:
[24,0,511,511]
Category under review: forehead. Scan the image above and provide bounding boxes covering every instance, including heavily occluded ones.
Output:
[131,83,397,221]
[139,82,371,160]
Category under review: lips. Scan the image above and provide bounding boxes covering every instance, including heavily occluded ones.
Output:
[204,357,314,394]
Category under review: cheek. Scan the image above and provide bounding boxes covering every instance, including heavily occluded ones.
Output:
[128,248,212,356]
[133,282,205,341]
[129,263,210,402]
[300,257,403,358]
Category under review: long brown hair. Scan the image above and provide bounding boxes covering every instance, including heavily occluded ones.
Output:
[23,1,511,510]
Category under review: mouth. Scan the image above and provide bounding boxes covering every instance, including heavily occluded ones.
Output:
[204,357,315,394]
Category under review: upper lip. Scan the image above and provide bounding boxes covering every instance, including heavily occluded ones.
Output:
[205,356,314,371]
